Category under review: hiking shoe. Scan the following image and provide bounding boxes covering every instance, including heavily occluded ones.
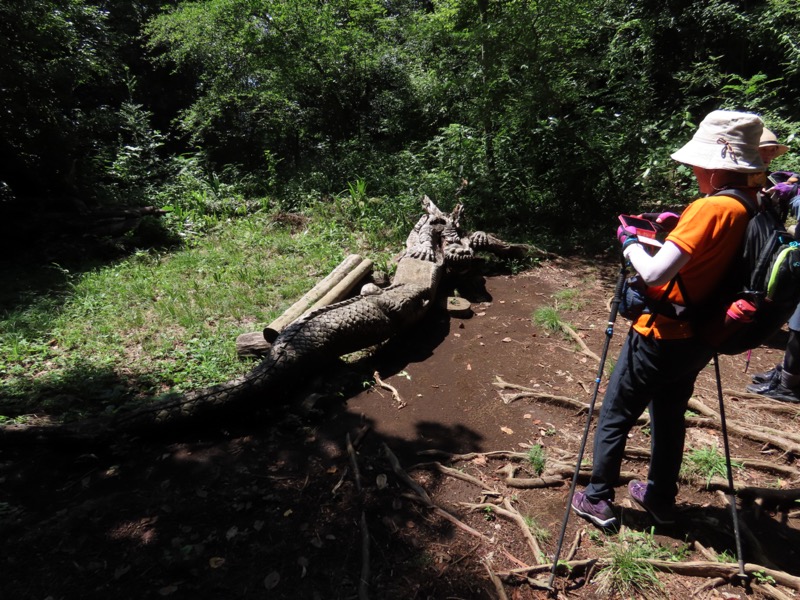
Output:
[746,378,800,403]
[628,480,676,526]
[750,364,780,384]
[571,491,617,528]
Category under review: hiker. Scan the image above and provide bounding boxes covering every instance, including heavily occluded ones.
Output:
[745,128,800,402]
[571,110,766,529]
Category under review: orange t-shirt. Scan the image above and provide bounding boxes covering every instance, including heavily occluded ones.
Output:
[632,194,751,339]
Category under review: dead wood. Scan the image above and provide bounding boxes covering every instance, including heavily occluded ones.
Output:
[716,490,777,569]
[483,233,554,259]
[402,492,494,545]
[751,581,797,600]
[722,394,800,417]
[692,540,719,562]
[347,433,362,492]
[703,484,800,512]
[418,449,531,462]
[684,416,800,456]
[688,398,800,445]
[493,378,594,412]
[496,464,565,489]
[496,379,800,455]
[626,445,799,479]
[692,576,727,596]
[373,371,406,408]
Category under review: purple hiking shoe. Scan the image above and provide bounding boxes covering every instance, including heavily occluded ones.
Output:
[571,491,617,528]
[628,480,676,525]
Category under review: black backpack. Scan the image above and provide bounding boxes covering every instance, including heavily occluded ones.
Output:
[697,189,800,355]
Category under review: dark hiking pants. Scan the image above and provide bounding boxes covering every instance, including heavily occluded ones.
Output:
[584,328,715,505]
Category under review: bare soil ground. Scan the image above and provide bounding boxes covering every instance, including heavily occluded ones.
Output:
[2,257,799,600]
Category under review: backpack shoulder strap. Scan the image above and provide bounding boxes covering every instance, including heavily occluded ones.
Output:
[717,188,758,217]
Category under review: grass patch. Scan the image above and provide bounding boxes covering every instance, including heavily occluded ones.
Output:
[532,306,562,333]
[553,288,586,311]
[527,444,547,476]
[680,446,744,487]
[595,528,673,598]
[0,209,399,423]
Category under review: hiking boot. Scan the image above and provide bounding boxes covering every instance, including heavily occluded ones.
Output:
[750,364,780,384]
[628,480,676,526]
[571,491,617,528]
[746,377,800,403]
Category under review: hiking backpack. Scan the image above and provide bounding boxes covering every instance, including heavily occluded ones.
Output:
[697,187,800,355]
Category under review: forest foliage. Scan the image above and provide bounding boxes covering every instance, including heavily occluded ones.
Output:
[2,0,800,250]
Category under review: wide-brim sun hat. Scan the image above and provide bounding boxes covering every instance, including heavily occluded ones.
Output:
[760,127,790,157]
[670,110,765,172]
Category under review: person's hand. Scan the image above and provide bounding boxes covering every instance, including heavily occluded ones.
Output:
[770,171,799,184]
[617,224,639,249]
[767,181,800,206]
[639,211,680,232]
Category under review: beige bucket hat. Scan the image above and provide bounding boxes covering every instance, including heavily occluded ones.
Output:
[671,110,765,172]
[760,127,789,157]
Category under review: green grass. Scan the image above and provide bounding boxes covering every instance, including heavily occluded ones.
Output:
[527,444,547,476]
[680,446,744,487]
[532,306,562,333]
[595,528,671,598]
[553,288,586,311]
[0,209,399,423]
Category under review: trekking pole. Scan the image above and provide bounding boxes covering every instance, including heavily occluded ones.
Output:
[547,258,628,593]
[712,354,748,583]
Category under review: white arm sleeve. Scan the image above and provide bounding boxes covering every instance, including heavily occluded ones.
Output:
[623,241,690,286]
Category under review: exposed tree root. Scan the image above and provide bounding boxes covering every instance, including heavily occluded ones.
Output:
[565,528,584,562]
[559,323,600,363]
[483,559,510,600]
[411,461,496,492]
[724,391,800,416]
[386,439,800,598]
[498,559,800,591]
[460,500,545,564]
[495,377,800,456]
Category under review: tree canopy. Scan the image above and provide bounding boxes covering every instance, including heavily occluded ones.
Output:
[2,0,799,246]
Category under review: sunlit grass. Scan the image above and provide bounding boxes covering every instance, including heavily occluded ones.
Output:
[680,446,744,487]
[0,210,398,422]
[595,528,671,598]
[527,444,547,476]
[532,306,562,332]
